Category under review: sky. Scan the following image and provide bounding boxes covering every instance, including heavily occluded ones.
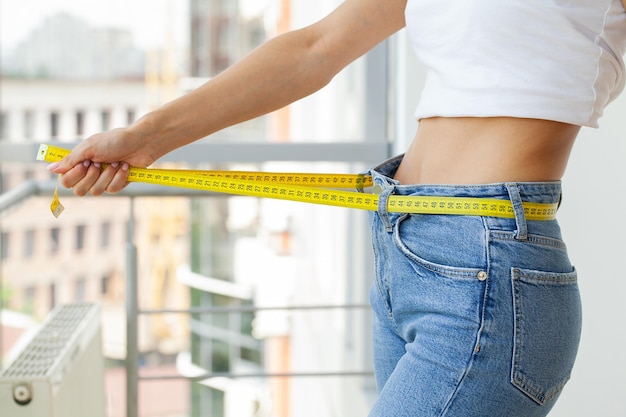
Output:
[0,0,189,51]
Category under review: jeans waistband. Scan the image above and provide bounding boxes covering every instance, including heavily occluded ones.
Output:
[368,154,562,240]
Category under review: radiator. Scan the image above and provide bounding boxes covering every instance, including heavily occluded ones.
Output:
[0,303,105,417]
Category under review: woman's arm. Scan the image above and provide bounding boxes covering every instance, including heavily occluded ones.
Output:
[49,0,407,196]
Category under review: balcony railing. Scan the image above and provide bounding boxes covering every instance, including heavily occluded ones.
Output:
[0,139,386,417]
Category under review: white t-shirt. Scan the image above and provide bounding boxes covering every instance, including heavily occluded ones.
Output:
[405,0,626,128]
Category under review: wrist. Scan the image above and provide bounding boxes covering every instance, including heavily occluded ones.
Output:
[127,110,174,163]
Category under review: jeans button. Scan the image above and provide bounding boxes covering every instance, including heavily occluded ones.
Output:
[477,271,487,281]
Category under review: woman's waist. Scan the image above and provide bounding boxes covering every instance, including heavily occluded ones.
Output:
[370,155,563,205]
[393,117,580,185]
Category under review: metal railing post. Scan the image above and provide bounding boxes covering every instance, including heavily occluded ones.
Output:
[126,197,139,417]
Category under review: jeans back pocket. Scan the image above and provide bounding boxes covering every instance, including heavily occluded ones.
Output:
[510,267,582,405]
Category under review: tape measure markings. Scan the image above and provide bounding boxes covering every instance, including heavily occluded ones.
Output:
[38,144,372,189]
[36,144,557,220]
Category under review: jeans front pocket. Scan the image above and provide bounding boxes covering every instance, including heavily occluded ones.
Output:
[391,214,489,343]
[510,267,582,405]
[393,213,488,275]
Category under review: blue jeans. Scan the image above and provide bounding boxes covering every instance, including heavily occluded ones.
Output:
[367,155,582,417]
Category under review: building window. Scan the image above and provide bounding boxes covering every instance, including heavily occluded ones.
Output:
[1,231,9,260]
[50,283,57,309]
[126,108,136,124]
[101,109,111,131]
[0,111,8,140]
[24,286,36,314]
[50,227,61,254]
[0,171,9,193]
[24,110,35,140]
[75,278,86,302]
[75,110,85,137]
[24,229,35,258]
[101,221,111,248]
[101,274,111,296]
[76,224,86,251]
[50,111,60,138]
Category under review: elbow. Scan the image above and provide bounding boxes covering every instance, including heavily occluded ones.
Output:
[289,25,345,92]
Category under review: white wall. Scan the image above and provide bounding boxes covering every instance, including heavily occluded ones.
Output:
[550,89,626,417]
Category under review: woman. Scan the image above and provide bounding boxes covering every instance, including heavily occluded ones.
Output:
[48,1,626,415]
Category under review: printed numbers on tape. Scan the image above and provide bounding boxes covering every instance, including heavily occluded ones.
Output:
[36,144,557,220]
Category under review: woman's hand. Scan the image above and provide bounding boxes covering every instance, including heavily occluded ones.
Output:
[47,123,159,196]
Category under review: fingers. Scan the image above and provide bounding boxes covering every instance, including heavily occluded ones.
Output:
[100,162,130,195]
[58,161,130,196]
[58,161,93,192]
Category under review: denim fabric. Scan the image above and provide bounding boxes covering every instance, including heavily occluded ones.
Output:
[367,155,582,417]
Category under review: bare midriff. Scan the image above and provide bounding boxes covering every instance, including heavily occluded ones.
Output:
[393,117,580,185]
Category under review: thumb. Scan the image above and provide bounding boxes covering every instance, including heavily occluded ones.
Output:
[47,152,92,174]
[46,139,98,174]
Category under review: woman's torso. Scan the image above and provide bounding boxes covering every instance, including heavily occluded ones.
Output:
[394,117,579,184]
[396,0,626,185]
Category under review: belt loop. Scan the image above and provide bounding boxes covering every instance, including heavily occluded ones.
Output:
[505,183,528,241]
[375,184,394,233]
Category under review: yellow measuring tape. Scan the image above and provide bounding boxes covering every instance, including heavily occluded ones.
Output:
[36,144,558,220]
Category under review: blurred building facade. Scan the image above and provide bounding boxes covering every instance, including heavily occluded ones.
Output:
[0,76,192,360]
[3,13,145,80]
[1,1,378,416]
[0,10,193,417]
